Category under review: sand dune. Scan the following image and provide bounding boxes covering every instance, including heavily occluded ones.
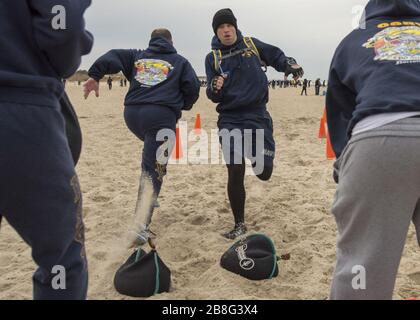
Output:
[0,84,418,300]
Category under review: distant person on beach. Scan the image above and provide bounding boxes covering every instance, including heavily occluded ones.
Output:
[84,28,200,246]
[315,78,321,95]
[205,8,304,239]
[0,0,93,300]
[326,0,420,300]
[301,79,308,96]
[107,76,113,90]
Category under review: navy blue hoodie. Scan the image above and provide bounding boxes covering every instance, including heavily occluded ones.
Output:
[205,30,289,116]
[326,0,420,157]
[88,37,200,119]
[0,0,93,106]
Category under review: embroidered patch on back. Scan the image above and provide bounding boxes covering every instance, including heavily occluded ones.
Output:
[363,26,420,65]
[134,59,174,86]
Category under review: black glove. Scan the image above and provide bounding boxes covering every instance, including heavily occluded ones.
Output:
[211,76,221,93]
[284,57,304,78]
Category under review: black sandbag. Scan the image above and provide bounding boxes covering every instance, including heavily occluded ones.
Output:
[220,234,279,281]
[114,248,171,298]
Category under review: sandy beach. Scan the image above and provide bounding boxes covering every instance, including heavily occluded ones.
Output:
[0,84,419,300]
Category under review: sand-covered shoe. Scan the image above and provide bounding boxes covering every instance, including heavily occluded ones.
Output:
[128,225,157,248]
[222,222,247,240]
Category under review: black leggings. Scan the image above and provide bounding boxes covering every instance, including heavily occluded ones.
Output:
[226,161,273,225]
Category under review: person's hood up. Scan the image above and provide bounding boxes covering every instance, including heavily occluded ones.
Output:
[364,0,420,21]
[146,37,177,54]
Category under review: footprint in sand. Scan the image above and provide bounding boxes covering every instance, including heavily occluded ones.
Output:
[0,282,14,291]
[282,232,299,243]
[408,271,420,285]
[92,251,108,261]
[296,159,312,166]
[285,133,299,141]
[189,215,208,226]
[91,195,111,203]
[217,207,230,214]
[190,191,200,198]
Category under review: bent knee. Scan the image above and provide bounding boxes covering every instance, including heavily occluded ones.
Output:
[256,166,273,181]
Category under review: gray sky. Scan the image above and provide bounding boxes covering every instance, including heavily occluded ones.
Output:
[82,0,370,80]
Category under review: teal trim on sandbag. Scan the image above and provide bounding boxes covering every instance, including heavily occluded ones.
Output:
[135,247,142,262]
[233,233,278,280]
[249,234,277,279]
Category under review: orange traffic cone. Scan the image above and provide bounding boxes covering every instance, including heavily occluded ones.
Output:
[318,117,327,139]
[319,108,327,138]
[171,127,183,160]
[194,113,202,135]
[326,133,336,160]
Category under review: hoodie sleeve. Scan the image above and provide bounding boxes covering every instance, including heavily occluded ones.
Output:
[326,64,357,158]
[251,38,288,72]
[180,60,200,110]
[28,0,93,78]
[205,53,224,103]
[88,49,137,82]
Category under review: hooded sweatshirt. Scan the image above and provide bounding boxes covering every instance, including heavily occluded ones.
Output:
[0,0,93,107]
[326,0,420,157]
[88,37,200,119]
[205,30,290,116]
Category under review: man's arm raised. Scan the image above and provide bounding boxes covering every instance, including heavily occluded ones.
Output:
[84,49,137,99]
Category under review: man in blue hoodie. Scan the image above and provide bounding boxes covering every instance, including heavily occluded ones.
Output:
[0,0,93,299]
[205,9,304,239]
[84,29,200,246]
[327,0,420,300]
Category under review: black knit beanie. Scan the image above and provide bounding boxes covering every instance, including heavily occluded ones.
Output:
[212,8,237,35]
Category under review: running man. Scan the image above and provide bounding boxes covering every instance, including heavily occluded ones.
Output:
[327,0,420,299]
[205,9,304,239]
[84,28,200,246]
[0,0,93,299]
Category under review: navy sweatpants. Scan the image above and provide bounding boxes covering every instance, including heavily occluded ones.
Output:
[218,110,276,175]
[124,104,177,195]
[0,102,87,300]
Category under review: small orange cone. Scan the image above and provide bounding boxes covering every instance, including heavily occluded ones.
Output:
[326,133,336,160]
[318,117,327,139]
[171,127,183,160]
[322,108,327,122]
[194,113,201,135]
[318,108,327,138]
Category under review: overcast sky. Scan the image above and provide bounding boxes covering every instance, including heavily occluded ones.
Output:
[81,0,370,80]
